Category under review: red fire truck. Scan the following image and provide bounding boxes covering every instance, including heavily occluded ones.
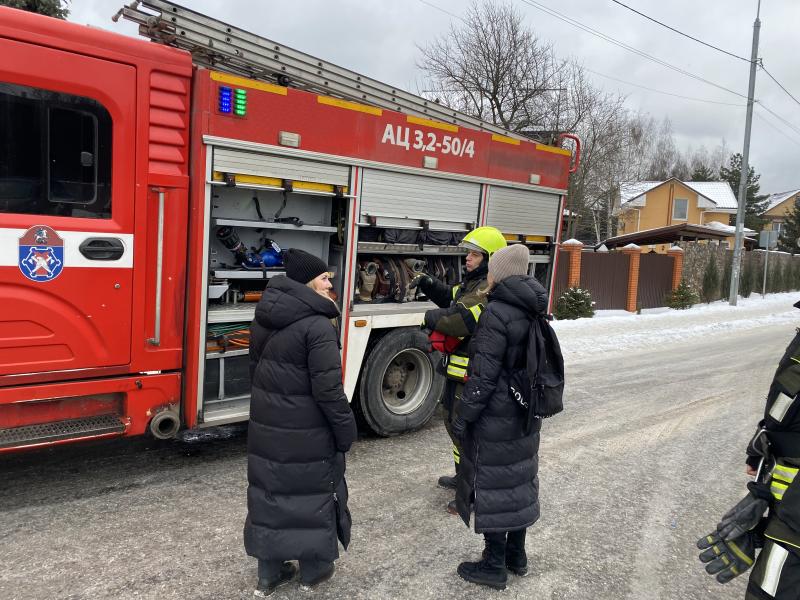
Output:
[0,1,577,452]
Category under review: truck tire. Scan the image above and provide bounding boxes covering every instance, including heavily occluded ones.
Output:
[358,327,444,436]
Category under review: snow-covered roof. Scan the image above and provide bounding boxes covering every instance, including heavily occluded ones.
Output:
[765,189,800,212]
[685,182,738,209]
[619,179,738,210]
[620,181,661,204]
[705,220,755,234]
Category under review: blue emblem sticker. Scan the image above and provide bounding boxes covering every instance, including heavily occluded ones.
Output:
[19,225,64,282]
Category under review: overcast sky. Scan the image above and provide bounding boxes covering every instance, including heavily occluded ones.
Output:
[70,0,800,195]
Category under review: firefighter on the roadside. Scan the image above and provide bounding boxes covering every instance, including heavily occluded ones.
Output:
[697,301,800,598]
[412,226,506,514]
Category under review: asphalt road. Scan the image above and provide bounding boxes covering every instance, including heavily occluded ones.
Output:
[0,320,792,600]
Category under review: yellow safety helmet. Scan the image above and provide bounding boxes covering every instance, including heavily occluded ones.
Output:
[460,226,507,257]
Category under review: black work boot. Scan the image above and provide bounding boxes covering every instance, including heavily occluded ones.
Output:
[458,533,507,590]
[481,547,528,576]
[254,562,297,597]
[438,474,457,489]
[457,560,507,590]
[505,529,528,577]
[298,563,335,592]
[446,499,459,515]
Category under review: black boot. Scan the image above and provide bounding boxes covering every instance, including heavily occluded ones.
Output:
[438,474,457,489]
[298,563,335,592]
[458,533,508,590]
[254,562,297,597]
[505,529,528,577]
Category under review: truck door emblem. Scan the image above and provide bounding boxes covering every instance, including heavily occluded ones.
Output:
[19,225,64,282]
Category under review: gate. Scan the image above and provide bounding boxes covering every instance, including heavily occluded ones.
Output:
[638,254,674,309]
[580,253,629,310]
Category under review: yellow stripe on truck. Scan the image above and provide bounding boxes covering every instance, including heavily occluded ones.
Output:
[210,71,287,95]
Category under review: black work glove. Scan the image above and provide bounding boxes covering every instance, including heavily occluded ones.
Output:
[716,482,771,540]
[410,273,433,293]
[697,530,757,583]
[423,309,438,331]
[451,417,467,442]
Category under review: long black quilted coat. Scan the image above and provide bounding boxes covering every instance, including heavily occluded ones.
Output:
[455,275,548,533]
[244,275,357,562]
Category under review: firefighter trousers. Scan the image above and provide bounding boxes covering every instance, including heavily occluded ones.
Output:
[442,380,464,475]
[746,539,800,599]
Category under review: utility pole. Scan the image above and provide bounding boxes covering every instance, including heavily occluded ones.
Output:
[729,0,762,305]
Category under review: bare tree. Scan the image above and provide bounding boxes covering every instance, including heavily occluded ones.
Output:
[416,0,728,244]
[417,1,566,132]
[418,1,628,243]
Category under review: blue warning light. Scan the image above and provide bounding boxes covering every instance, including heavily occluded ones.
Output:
[218,86,233,114]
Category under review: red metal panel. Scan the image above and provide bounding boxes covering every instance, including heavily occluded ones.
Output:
[199,70,571,191]
[0,372,181,452]
[0,6,189,71]
[148,71,190,177]
[180,73,214,429]
[0,394,122,428]
[0,40,137,381]
[128,67,191,374]
[548,195,567,313]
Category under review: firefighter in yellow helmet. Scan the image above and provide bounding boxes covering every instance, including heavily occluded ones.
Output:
[415,226,507,514]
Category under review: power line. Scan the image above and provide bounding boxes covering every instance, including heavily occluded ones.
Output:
[584,66,747,106]
[758,101,800,138]
[515,0,748,99]
[609,0,750,63]
[416,0,465,23]
[759,63,800,110]
[753,109,800,149]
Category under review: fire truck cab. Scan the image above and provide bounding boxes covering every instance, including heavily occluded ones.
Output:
[0,2,574,451]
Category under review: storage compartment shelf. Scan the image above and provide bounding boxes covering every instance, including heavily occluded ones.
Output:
[212,217,337,233]
[351,300,436,317]
[211,269,285,279]
[357,242,467,255]
[207,303,256,323]
[206,348,249,359]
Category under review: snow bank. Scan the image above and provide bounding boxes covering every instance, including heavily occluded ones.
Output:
[552,293,799,360]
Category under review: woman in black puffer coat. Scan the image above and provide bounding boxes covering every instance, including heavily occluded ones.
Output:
[245,249,357,597]
[452,243,548,591]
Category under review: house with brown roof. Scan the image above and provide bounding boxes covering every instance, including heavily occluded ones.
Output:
[615,178,739,252]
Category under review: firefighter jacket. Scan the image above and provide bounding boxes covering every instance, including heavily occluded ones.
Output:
[245,276,357,563]
[750,327,800,553]
[455,275,549,532]
[423,261,488,382]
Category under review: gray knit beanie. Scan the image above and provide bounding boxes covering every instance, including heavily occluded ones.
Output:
[489,244,529,284]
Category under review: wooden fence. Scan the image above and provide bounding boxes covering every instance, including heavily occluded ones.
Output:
[580,253,629,310]
[638,254,674,309]
[555,241,683,312]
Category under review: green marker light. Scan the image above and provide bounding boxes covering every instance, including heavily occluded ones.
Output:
[234,88,247,116]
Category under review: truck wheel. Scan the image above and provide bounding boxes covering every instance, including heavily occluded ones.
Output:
[358,328,444,436]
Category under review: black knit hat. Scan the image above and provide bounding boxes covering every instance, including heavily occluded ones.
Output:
[284,248,329,284]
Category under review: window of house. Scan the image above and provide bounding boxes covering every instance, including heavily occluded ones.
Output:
[774,222,783,234]
[672,198,688,221]
[0,82,112,218]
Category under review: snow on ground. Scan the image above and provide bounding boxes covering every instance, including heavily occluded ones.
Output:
[552,292,800,360]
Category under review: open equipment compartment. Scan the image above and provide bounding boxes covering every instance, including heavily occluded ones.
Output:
[200,148,351,423]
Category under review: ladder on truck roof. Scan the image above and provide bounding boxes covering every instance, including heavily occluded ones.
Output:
[115,0,538,141]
